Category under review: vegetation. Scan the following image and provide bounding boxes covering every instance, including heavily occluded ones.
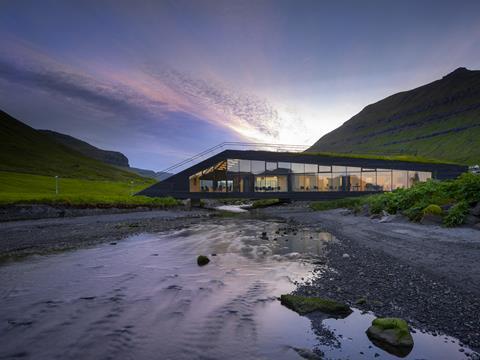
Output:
[197,255,210,266]
[310,173,480,227]
[0,110,143,181]
[280,294,352,316]
[301,151,460,165]
[422,204,443,216]
[443,201,469,227]
[0,171,180,207]
[367,317,414,354]
[251,198,282,208]
[308,68,480,165]
[310,197,364,212]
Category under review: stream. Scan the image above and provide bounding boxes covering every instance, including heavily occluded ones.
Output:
[0,219,476,359]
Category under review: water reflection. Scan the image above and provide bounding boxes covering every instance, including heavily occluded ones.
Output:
[0,220,477,360]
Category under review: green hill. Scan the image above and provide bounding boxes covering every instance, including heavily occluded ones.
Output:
[309,67,480,165]
[39,129,130,167]
[0,110,144,181]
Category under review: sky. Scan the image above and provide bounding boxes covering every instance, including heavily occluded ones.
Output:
[1,0,480,170]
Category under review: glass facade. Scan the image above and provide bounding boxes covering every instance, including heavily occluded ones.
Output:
[189,159,432,193]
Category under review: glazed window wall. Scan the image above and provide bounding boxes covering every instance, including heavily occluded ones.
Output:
[190,159,432,193]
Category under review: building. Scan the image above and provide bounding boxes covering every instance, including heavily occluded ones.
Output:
[138,150,467,200]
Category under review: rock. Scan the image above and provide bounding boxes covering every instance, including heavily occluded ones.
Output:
[370,213,382,220]
[366,318,414,357]
[342,253,350,259]
[197,255,210,266]
[292,347,324,360]
[464,214,479,226]
[420,213,443,225]
[470,202,480,216]
[356,297,367,305]
[474,223,480,231]
[379,214,397,223]
[280,294,352,317]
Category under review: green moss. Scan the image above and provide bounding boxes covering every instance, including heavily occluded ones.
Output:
[367,317,414,356]
[372,318,410,339]
[197,255,210,266]
[251,198,282,209]
[280,294,352,316]
[422,204,443,216]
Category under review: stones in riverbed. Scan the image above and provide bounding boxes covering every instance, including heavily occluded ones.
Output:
[280,294,352,317]
[366,317,414,357]
[291,347,324,360]
[196,255,210,266]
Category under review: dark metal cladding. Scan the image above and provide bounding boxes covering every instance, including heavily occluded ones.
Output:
[137,150,468,200]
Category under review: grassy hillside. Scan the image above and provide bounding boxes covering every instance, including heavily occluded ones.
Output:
[39,129,130,167]
[0,110,144,181]
[0,171,179,207]
[309,68,480,165]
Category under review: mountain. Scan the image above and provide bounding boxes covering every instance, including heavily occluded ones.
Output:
[309,67,480,165]
[39,130,129,167]
[39,129,172,180]
[128,167,172,181]
[0,110,144,181]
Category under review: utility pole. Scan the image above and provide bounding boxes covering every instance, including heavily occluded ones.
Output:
[55,175,59,195]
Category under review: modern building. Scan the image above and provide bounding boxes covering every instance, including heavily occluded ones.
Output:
[138,150,467,200]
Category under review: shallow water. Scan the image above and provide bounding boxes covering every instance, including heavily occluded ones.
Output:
[0,220,476,360]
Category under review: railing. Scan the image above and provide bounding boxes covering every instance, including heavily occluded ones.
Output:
[160,142,309,175]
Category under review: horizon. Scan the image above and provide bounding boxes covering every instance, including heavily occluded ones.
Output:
[1,0,480,170]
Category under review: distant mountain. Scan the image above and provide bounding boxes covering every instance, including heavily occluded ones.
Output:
[309,67,480,165]
[127,167,172,181]
[0,110,144,181]
[39,129,171,180]
[39,130,130,167]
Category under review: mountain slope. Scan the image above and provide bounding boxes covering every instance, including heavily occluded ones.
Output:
[309,67,480,165]
[0,110,144,181]
[39,130,129,167]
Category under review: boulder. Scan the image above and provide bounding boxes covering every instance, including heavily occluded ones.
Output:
[197,255,210,266]
[280,294,352,317]
[464,214,480,226]
[292,347,324,360]
[420,213,443,225]
[366,318,414,357]
[470,202,480,217]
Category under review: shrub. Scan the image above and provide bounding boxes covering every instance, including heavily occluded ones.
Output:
[443,201,469,227]
[422,204,443,216]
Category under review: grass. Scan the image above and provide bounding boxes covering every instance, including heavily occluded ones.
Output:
[301,151,463,165]
[310,173,480,227]
[310,197,365,211]
[0,110,144,181]
[0,171,180,207]
[251,198,282,208]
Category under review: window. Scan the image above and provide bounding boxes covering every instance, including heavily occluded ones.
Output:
[239,159,251,173]
[348,172,362,191]
[305,163,317,173]
[317,173,331,191]
[292,175,305,191]
[318,165,331,172]
[392,170,408,190]
[251,160,265,174]
[227,159,239,173]
[361,170,376,191]
[304,174,316,191]
[278,162,291,173]
[291,163,305,173]
[332,165,346,174]
[266,162,277,172]
[377,169,392,191]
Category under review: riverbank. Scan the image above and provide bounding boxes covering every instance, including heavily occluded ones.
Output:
[0,208,208,262]
[259,203,480,351]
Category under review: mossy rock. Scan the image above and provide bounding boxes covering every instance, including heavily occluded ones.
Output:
[366,317,414,357]
[280,294,352,317]
[197,255,210,266]
[423,204,443,216]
